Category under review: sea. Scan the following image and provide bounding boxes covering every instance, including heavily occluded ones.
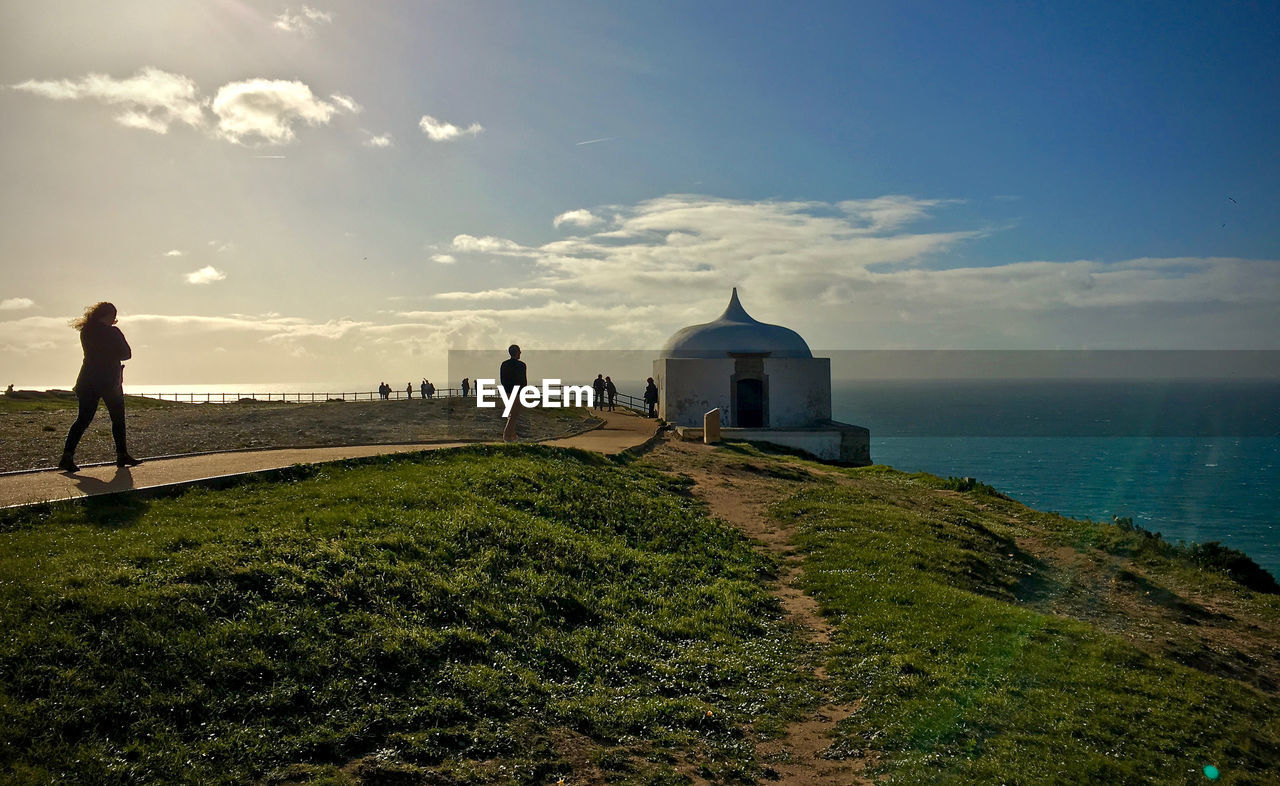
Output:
[17,378,1280,576]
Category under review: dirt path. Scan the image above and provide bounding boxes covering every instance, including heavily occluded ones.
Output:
[649,439,875,785]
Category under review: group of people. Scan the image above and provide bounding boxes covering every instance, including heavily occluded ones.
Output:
[374,378,477,399]
[591,374,618,411]
[591,373,660,418]
[377,380,440,399]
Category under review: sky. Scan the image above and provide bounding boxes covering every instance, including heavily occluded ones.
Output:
[2,0,1278,387]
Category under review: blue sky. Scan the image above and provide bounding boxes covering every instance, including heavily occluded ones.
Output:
[2,1,1277,385]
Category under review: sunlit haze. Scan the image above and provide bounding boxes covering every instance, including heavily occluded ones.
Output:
[3,1,1278,388]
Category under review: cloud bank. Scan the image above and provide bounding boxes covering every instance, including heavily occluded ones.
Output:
[5,194,1276,385]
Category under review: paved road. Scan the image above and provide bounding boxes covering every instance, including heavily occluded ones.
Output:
[0,410,659,509]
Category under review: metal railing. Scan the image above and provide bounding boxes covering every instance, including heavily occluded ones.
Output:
[135,387,656,412]
[137,388,464,403]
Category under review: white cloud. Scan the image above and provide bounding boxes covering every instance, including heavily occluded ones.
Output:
[185,266,226,285]
[433,287,556,301]
[431,254,456,264]
[163,249,185,257]
[330,93,361,113]
[553,209,601,229]
[210,79,353,144]
[838,195,960,233]
[363,132,392,148]
[451,234,527,254]
[13,69,356,147]
[0,298,35,311]
[419,114,483,141]
[274,5,333,36]
[10,67,205,134]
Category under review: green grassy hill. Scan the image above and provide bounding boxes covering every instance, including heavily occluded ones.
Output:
[0,447,811,785]
[1,442,1277,784]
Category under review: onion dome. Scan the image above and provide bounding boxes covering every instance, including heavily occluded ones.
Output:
[659,288,813,359]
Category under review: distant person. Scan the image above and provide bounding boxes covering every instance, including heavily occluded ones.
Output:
[604,376,617,411]
[426,380,436,399]
[406,382,413,399]
[500,344,527,442]
[5,384,12,395]
[420,379,428,398]
[644,377,658,418]
[378,381,389,400]
[592,374,606,410]
[461,377,470,398]
[58,301,140,472]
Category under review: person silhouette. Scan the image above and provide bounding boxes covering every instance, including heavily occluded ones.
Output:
[500,344,527,442]
[592,374,606,410]
[461,377,470,398]
[58,302,139,472]
[644,377,659,418]
[604,376,617,411]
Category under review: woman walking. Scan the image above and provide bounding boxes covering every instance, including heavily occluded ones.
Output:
[58,302,140,471]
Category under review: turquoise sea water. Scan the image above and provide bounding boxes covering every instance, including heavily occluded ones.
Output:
[834,380,1280,576]
[869,436,1279,576]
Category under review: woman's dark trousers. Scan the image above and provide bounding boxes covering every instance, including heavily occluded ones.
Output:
[63,386,127,456]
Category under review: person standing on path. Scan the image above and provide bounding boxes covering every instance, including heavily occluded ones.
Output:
[58,302,140,472]
[604,376,617,412]
[461,377,470,398]
[644,377,659,418]
[592,374,606,410]
[500,344,527,442]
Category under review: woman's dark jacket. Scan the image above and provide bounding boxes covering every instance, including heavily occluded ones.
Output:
[75,322,131,394]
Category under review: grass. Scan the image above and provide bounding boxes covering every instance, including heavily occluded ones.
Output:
[0,446,814,784]
[775,464,1280,784]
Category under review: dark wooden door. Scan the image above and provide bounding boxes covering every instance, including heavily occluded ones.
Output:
[736,378,764,427]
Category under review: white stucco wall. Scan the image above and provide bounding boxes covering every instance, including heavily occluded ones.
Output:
[656,356,832,428]
[654,358,734,427]
[760,357,831,427]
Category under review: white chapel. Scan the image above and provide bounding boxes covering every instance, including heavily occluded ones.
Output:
[654,289,870,464]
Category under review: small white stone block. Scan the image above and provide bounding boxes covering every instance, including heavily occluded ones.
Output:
[703,408,721,443]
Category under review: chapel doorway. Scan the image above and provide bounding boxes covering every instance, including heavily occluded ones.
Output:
[736,378,765,427]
